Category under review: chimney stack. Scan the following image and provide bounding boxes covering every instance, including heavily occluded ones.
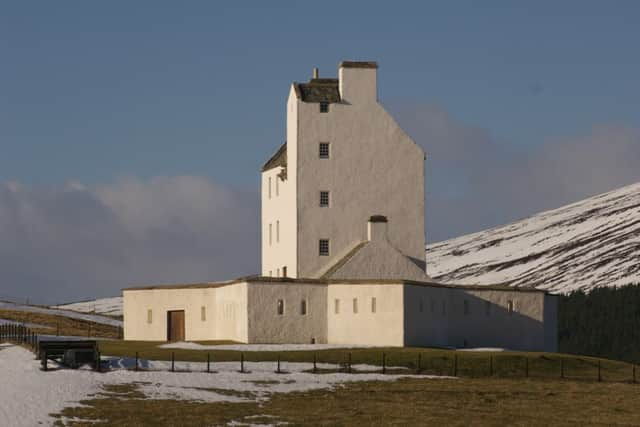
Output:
[313,67,319,79]
[367,215,388,242]
[338,61,378,103]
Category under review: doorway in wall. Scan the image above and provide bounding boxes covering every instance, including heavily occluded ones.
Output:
[167,310,185,341]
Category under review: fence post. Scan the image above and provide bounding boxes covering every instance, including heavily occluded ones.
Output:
[171,352,175,372]
[598,360,602,382]
[240,353,245,373]
[207,353,210,373]
[454,354,458,377]
[135,352,139,371]
[382,353,386,374]
[313,353,317,373]
[276,355,281,374]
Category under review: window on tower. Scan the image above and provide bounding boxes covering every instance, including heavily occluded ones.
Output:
[320,102,329,113]
[319,239,330,256]
[319,191,330,207]
[319,142,330,159]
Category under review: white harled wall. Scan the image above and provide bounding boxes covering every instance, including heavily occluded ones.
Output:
[123,283,248,342]
[296,66,425,278]
[327,283,405,346]
[261,86,298,278]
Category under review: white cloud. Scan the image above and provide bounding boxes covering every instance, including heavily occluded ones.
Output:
[389,103,640,242]
[0,176,258,304]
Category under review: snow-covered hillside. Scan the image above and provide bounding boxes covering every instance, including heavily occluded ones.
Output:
[54,296,123,317]
[0,300,122,327]
[426,182,640,294]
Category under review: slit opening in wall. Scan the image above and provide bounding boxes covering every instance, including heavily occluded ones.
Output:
[311,337,316,344]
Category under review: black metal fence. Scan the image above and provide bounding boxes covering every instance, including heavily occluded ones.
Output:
[120,350,639,384]
[0,323,38,352]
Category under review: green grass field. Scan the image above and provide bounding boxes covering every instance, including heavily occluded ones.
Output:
[98,340,638,383]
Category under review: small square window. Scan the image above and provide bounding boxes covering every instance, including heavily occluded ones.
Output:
[320,191,330,207]
[320,102,329,113]
[319,239,330,256]
[319,142,330,159]
[277,299,285,315]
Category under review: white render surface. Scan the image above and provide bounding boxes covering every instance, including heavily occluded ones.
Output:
[124,279,555,351]
[327,283,405,346]
[123,283,248,342]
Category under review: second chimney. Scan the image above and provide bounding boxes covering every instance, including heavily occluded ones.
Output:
[313,67,319,79]
[367,215,388,242]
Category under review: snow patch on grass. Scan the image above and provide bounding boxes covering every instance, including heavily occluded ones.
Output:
[0,343,448,427]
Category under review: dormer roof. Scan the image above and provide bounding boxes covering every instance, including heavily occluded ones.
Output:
[294,78,341,103]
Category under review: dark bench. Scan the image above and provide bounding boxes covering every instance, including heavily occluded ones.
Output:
[38,340,98,370]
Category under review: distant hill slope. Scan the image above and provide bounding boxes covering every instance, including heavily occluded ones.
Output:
[0,300,122,327]
[54,297,123,317]
[426,182,640,294]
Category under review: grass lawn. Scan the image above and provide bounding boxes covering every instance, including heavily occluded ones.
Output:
[98,340,638,383]
[52,376,640,426]
[0,309,120,338]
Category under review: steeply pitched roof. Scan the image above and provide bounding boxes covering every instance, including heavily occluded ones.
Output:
[262,143,287,172]
[321,238,431,282]
[294,78,341,103]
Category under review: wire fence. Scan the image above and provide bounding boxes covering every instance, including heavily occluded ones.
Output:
[119,350,639,384]
[0,326,637,384]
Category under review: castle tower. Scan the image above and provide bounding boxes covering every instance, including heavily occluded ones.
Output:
[261,61,427,279]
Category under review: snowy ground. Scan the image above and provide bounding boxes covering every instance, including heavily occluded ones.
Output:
[159,342,376,352]
[0,343,449,427]
[53,297,123,317]
[0,300,122,328]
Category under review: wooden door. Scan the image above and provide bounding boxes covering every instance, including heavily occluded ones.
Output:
[167,310,185,341]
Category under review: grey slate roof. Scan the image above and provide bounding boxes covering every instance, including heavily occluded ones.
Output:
[339,61,378,69]
[262,143,287,172]
[294,78,341,103]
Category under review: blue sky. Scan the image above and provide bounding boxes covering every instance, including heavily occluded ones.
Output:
[1,2,640,302]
